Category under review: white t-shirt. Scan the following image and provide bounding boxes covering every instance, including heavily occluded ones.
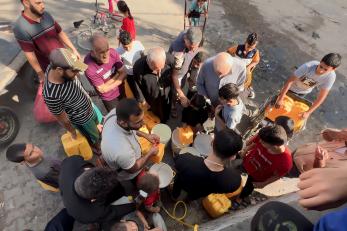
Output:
[116,41,145,75]
[101,109,142,180]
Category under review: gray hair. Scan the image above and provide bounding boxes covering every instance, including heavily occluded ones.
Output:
[146,47,166,64]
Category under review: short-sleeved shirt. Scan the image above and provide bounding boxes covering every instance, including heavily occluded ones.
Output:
[136,171,160,207]
[43,67,94,125]
[216,98,244,131]
[189,0,208,13]
[13,11,65,71]
[116,41,145,75]
[289,60,336,94]
[227,45,260,67]
[84,49,124,101]
[243,136,292,182]
[121,17,136,40]
[101,109,142,180]
[27,156,61,188]
[175,153,242,200]
[197,56,247,106]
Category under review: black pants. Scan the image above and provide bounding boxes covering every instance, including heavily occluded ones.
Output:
[251,201,313,231]
[102,98,119,112]
[44,208,75,231]
[240,176,254,199]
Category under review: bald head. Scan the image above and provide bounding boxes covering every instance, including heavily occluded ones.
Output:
[91,34,110,64]
[147,47,166,74]
[213,52,233,78]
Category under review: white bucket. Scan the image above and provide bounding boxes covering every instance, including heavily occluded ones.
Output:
[151,124,172,144]
[179,147,201,157]
[193,134,213,157]
[149,163,174,188]
[171,128,189,154]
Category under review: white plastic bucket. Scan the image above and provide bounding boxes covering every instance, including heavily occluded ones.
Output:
[151,124,172,145]
[149,163,174,188]
[193,134,213,157]
[179,146,201,157]
[171,128,189,154]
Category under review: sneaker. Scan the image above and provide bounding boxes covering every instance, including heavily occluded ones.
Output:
[248,87,256,99]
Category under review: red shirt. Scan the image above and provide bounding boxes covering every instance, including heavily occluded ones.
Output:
[136,170,160,206]
[243,136,292,182]
[13,12,65,71]
[121,17,136,40]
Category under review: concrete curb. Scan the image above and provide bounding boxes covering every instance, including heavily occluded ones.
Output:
[199,193,299,231]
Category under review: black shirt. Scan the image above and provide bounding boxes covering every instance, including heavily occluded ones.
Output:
[175,153,242,200]
[59,156,135,225]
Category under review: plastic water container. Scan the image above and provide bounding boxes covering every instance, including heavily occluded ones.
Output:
[61,131,93,160]
[143,111,160,131]
[138,137,165,163]
[149,163,174,188]
[171,128,190,154]
[124,79,134,98]
[179,147,201,157]
[37,180,59,192]
[151,124,172,145]
[193,134,213,157]
[202,194,231,218]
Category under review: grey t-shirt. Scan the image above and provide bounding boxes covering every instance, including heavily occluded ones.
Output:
[215,98,244,131]
[289,60,336,94]
[197,56,247,106]
[28,157,61,188]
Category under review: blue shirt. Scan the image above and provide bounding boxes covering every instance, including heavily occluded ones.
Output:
[314,207,347,231]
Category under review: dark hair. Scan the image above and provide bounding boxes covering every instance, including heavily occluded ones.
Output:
[117,0,133,19]
[137,172,160,194]
[275,116,294,139]
[190,93,207,109]
[213,129,243,159]
[259,125,287,146]
[6,143,26,163]
[321,53,341,68]
[116,98,142,122]
[219,83,240,100]
[193,51,207,63]
[74,167,120,200]
[110,222,128,231]
[119,30,132,45]
[246,32,258,46]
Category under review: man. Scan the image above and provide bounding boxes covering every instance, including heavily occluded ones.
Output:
[132,47,175,122]
[84,34,127,112]
[275,53,341,119]
[6,143,61,188]
[197,52,247,107]
[227,32,260,98]
[116,30,145,100]
[59,156,136,228]
[169,27,203,106]
[101,98,160,181]
[172,129,243,200]
[13,0,80,82]
[43,48,101,152]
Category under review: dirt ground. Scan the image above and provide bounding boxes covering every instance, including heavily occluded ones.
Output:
[0,0,346,230]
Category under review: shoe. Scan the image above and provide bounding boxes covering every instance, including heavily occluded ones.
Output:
[248,87,255,99]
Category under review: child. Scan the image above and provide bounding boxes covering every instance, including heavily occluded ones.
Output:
[227,32,260,98]
[187,0,208,26]
[240,125,292,200]
[215,83,244,131]
[117,0,136,40]
[185,51,208,99]
[275,116,295,140]
[181,93,210,133]
[6,143,61,188]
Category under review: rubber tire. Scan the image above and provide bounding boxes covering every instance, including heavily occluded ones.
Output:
[0,106,19,148]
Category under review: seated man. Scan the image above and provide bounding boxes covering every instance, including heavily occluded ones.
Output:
[275,53,341,119]
[59,156,136,228]
[240,125,292,200]
[172,129,243,200]
[6,143,61,188]
[227,32,260,98]
[215,83,244,131]
[197,52,247,107]
[84,34,127,112]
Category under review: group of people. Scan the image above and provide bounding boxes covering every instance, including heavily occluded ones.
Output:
[6,0,346,230]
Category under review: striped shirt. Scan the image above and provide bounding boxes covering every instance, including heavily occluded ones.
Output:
[43,67,94,125]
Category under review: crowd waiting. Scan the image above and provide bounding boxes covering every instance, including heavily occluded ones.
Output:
[5,0,346,230]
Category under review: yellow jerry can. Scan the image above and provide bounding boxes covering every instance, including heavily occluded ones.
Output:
[143,111,160,131]
[124,79,134,98]
[138,137,165,163]
[202,194,231,218]
[61,131,93,160]
[178,126,194,145]
[37,180,59,192]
